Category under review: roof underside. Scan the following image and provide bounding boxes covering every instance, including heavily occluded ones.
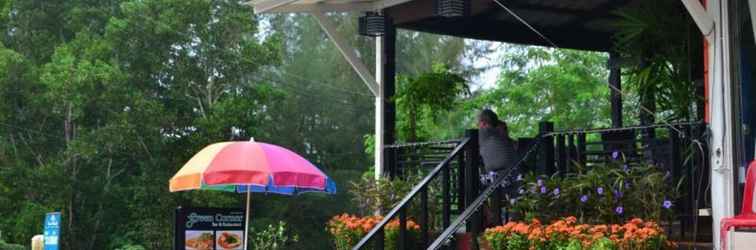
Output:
[386,0,638,51]
[253,0,644,51]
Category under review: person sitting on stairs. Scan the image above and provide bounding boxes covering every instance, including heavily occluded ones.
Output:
[477,109,520,226]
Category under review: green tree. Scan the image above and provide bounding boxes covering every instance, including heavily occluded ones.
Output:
[470,46,612,137]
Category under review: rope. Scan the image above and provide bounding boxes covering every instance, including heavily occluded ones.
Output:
[490,0,694,139]
[546,122,704,136]
[384,139,462,149]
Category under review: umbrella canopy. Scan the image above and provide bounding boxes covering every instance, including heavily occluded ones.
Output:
[169,139,336,250]
[169,140,337,195]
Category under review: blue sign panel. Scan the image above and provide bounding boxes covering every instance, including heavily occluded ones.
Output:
[43,212,61,250]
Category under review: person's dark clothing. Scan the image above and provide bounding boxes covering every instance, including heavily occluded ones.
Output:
[479,127,517,173]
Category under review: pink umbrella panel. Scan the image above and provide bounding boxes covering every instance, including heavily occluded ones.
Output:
[169,141,337,195]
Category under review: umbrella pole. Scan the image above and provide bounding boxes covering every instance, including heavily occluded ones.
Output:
[244,185,251,250]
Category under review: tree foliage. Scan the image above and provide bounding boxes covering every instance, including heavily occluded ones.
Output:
[469,46,611,137]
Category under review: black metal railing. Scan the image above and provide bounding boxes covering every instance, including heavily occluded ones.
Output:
[353,136,472,250]
[428,135,546,250]
[542,121,709,241]
[357,122,708,250]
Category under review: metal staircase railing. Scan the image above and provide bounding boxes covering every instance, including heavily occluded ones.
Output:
[427,135,546,250]
[352,136,472,250]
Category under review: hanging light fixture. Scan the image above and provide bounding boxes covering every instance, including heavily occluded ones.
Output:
[434,0,469,17]
[359,12,387,37]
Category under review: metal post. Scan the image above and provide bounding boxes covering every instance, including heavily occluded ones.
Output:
[463,129,480,250]
[399,207,407,250]
[609,53,623,128]
[443,160,451,230]
[383,22,396,173]
[538,122,555,175]
[375,228,385,250]
[557,135,566,175]
[421,186,429,248]
[577,133,587,166]
[567,134,575,172]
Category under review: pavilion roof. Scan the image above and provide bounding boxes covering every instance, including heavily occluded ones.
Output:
[252,0,641,51]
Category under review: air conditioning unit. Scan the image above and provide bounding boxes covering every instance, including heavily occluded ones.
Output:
[435,0,470,17]
[359,12,387,37]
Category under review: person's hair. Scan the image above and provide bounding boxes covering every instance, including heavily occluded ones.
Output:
[479,109,512,139]
[478,109,500,127]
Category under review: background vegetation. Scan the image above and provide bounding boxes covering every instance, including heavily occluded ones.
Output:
[0,0,679,249]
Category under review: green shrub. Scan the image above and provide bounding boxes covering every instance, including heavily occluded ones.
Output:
[510,154,679,224]
[114,244,146,250]
[249,221,297,250]
[0,240,25,250]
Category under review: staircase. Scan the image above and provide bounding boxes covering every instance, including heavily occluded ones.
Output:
[353,122,710,250]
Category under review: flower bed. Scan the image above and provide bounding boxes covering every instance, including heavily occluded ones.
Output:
[483,217,674,250]
[509,152,679,224]
[326,213,420,250]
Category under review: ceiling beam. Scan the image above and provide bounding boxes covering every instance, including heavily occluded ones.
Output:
[253,0,300,14]
[311,11,380,96]
[681,0,715,43]
[257,2,377,13]
[250,0,415,14]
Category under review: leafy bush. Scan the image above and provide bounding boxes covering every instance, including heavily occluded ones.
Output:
[510,152,679,224]
[483,217,673,250]
[326,214,419,250]
[249,221,297,250]
[0,240,25,250]
[114,244,146,250]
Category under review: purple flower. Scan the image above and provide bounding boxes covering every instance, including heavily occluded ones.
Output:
[663,200,673,209]
[553,188,560,196]
[597,187,604,195]
[615,206,624,215]
[537,179,544,187]
[516,174,523,181]
[623,164,630,173]
[664,171,671,180]
[612,150,620,160]
[580,195,589,203]
[613,189,622,198]
[540,186,547,194]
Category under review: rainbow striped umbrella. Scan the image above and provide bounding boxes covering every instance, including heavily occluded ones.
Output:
[169,138,336,249]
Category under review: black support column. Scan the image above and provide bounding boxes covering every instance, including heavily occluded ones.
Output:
[608,52,623,128]
[382,20,396,177]
[383,23,396,149]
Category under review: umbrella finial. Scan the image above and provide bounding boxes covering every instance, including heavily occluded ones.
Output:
[249,137,255,142]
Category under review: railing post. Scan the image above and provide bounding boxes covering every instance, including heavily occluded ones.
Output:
[385,146,395,179]
[375,227,384,250]
[556,134,566,175]
[463,129,481,250]
[443,159,451,230]
[567,134,575,172]
[457,152,465,212]
[668,126,683,238]
[399,207,407,250]
[577,132,586,167]
[538,122,555,175]
[421,186,429,248]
